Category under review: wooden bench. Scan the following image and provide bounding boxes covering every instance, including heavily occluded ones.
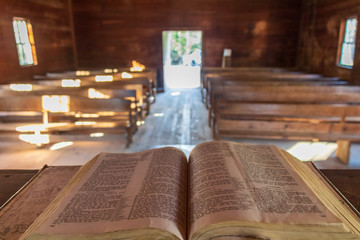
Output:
[0,96,44,124]
[208,84,359,124]
[211,85,360,164]
[34,68,157,103]
[203,71,343,104]
[205,75,347,109]
[33,76,152,116]
[210,85,360,123]
[201,67,305,99]
[201,67,291,86]
[0,96,47,146]
[44,96,136,147]
[0,94,136,147]
[0,83,144,120]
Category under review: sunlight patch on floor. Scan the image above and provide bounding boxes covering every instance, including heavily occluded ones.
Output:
[164,65,200,89]
[287,141,337,162]
[90,132,104,138]
[171,91,181,96]
[50,142,74,151]
[153,113,164,117]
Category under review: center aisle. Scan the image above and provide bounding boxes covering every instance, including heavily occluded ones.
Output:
[126,88,212,155]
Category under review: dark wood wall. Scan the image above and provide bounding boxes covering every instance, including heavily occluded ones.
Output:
[72,0,303,88]
[3,1,360,85]
[0,0,75,83]
[298,0,360,83]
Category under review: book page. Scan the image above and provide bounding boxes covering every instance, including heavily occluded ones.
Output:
[188,141,341,238]
[23,147,187,240]
[0,166,80,240]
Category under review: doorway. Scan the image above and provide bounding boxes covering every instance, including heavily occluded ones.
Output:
[162,31,202,89]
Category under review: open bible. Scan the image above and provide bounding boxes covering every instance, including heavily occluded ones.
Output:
[20,141,360,240]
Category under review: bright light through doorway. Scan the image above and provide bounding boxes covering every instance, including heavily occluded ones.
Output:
[162,31,202,89]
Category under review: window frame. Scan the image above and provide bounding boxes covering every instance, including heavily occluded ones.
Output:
[12,17,38,67]
[337,16,358,69]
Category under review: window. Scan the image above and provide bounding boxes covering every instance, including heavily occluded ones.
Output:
[12,18,37,66]
[338,17,357,68]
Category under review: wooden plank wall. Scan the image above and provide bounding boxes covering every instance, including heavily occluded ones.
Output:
[298,0,360,84]
[0,0,75,83]
[72,0,303,89]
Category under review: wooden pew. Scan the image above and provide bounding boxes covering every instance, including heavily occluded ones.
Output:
[209,84,360,116]
[33,76,152,116]
[0,96,49,147]
[201,67,291,86]
[44,97,136,147]
[0,78,145,139]
[201,67,307,99]
[0,96,43,126]
[34,68,157,103]
[208,84,360,126]
[10,75,150,118]
[0,84,143,120]
[203,71,343,104]
[211,85,360,164]
[205,76,347,108]
[24,85,142,120]
[0,93,136,147]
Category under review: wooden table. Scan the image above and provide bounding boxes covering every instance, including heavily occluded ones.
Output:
[0,169,38,207]
[0,167,359,240]
[321,169,360,213]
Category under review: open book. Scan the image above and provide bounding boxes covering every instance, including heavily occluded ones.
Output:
[20,141,360,240]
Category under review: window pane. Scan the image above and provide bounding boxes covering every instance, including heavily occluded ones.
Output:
[19,21,29,44]
[344,18,357,43]
[23,42,34,65]
[12,21,21,44]
[341,43,355,66]
[16,45,25,65]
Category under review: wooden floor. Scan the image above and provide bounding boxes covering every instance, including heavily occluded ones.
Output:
[0,88,359,170]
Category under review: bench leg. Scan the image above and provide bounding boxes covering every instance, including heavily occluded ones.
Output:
[145,97,150,116]
[200,85,204,102]
[336,140,351,165]
[208,107,212,127]
[126,126,133,148]
[212,119,220,140]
